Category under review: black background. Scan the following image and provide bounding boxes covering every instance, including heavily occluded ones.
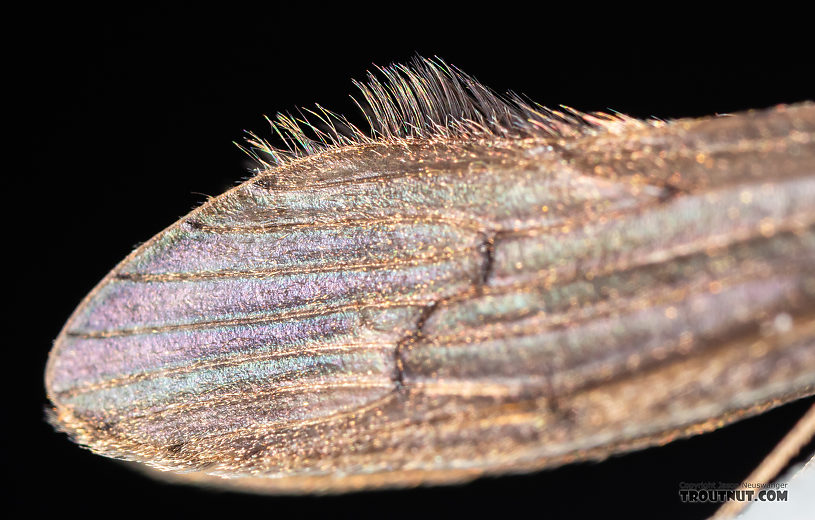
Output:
[13,6,814,519]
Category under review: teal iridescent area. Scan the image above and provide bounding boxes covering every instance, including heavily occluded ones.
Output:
[45,59,815,493]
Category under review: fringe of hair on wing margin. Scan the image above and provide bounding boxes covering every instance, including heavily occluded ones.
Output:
[237,55,641,170]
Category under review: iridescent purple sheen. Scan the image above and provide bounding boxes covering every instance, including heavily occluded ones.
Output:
[45,78,815,493]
